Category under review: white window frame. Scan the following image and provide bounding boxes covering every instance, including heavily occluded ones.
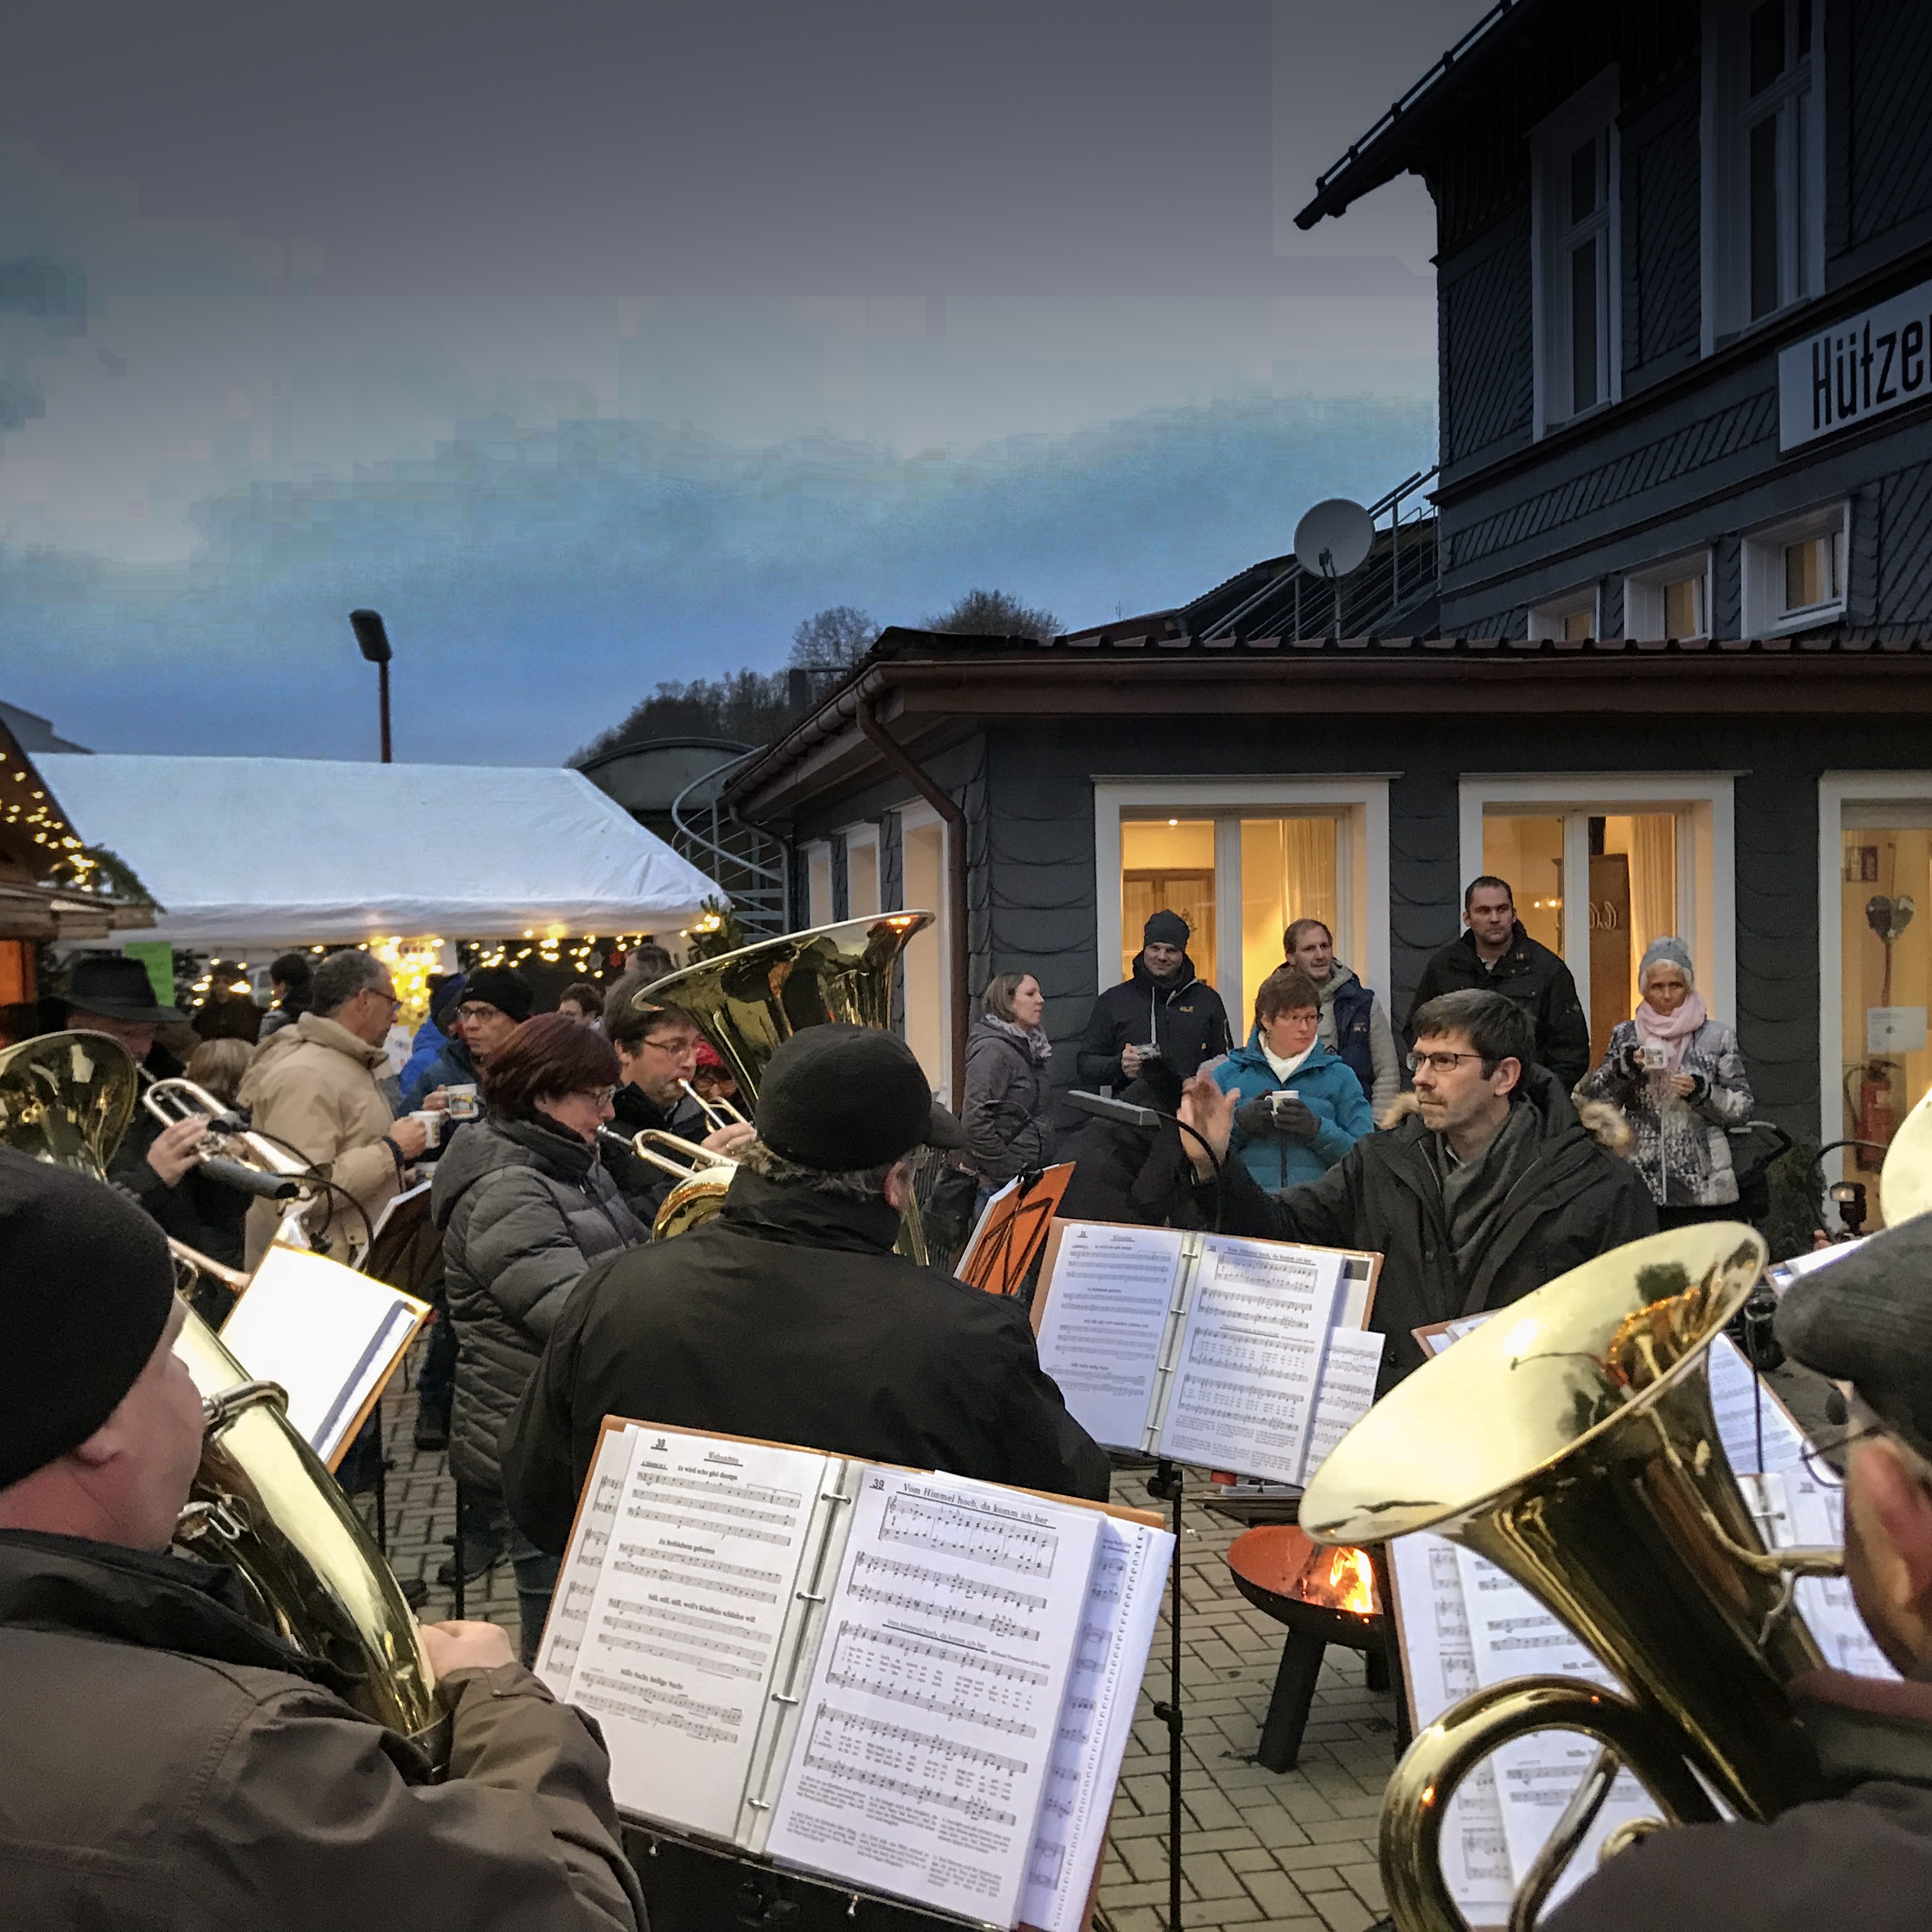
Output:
[1528,585,1603,641]
[1817,772,1932,1185]
[1092,777,1392,1031]
[895,800,954,1106]
[1701,0,1825,352]
[1458,773,1737,1029]
[1623,549,1715,641]
[838,820,882,919]
[801,839,834,929]
[1531,68,1623,436]
[1740,499,1848,635]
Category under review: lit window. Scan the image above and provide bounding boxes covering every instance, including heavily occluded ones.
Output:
[1784,533,1837,612]
[1741,503,1847,633]
[1563,610,1594,642]
[1662,576,1703,639]
[1624,555,1711,641]
[1529,589,1600,641]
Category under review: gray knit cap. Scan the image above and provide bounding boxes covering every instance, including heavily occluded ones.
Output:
[1638,935,1695,987]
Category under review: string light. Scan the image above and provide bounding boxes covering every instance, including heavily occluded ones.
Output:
[370,935,446,1029]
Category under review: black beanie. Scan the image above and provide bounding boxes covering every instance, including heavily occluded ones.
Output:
[0,1149,179,1489]
[1143,910,1190,949]
[755,1025,968,1170]
[461,965,534,1023]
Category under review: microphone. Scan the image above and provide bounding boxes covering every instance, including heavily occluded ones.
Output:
[1066,1089,1162,1131]
[199,1156,302,1202]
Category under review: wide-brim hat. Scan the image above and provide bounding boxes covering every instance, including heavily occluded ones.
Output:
[61,953,185,1025]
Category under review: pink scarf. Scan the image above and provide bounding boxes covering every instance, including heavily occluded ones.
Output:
[1634,989,1708,1071]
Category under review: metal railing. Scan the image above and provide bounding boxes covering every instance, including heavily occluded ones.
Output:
[668,748,788,936]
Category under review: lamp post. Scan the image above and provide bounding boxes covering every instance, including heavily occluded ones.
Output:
[349,609,394,762]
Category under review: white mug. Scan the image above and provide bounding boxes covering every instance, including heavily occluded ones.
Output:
[410,1108,443,1149]
[445,1083,481,1121]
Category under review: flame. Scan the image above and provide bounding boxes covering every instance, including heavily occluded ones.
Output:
[1294,1544,1378,1617]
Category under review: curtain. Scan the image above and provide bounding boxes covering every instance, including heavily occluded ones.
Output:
[1628,815,1678,983]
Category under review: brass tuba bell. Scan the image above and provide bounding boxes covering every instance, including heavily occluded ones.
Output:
[1300,1223,1841,1932]
[617,912,937,1249]
[0,1029,443,1756]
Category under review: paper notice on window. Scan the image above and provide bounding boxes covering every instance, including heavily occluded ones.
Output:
[1020,1515,1174,1932]
[1455,1547,1658,1913]
[1034,1223,1188,1450]
[567,1429,831,1840]
[1155,1238,1346,1482]
[1298,1329,1386,1486]
[765,1469,1100,1927]
[535,1425,640,1698]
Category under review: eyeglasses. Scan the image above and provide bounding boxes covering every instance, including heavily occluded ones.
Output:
[456,1003,505,1025]
[365,987,401,1011]
[1406,1049,1487,1075]
[634,1033,698,1056]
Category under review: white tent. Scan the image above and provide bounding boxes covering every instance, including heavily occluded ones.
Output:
[40,755,723,949]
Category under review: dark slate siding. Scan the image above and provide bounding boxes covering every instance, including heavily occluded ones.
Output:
[1622,70,1701,383]
[1878,461,1932,625]
[1844,0,1932,249]
[1441,208,1535,468]
[1735,770,1820,1130]
[829,832,849,921]
[1388,771,1461,1025]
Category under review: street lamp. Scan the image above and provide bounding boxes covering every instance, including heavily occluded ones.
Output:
[349,609,394,763]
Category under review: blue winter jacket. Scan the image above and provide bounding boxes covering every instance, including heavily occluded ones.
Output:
[1213,1032,1376,1192]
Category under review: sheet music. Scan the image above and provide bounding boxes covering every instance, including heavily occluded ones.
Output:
[1155,1237,1346,1482]
[1388,1535,1513,1917]
[535,1425,640,1698]
[765,1469,1101,1926]
[1033,1223,1188,1450]
[369,1175,433,1244]
[1453,1547,1658,1914]
[216,1245,427,1465]
[1706,1333,1810,1474]
[567,1429,832,1839]
[1744,1468,1897,1680]
[1298,1329,1386,1485]
[1020,1516,1174,1932]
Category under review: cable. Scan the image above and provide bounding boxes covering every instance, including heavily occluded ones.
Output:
[229,1122,378,1261]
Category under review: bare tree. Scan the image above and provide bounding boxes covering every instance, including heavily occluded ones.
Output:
[923,587,1059,641]
[789,604,878,670]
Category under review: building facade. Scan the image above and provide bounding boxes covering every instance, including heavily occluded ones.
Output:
[728,0,1932,1203]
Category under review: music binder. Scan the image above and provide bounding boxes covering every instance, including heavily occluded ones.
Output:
[1029,1219,1385,1487]
[536,1418,1173,1932]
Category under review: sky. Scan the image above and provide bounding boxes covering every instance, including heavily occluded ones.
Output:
[0,0,1487,763]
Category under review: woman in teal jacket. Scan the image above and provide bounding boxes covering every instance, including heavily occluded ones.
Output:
[1213,964,1376,1193]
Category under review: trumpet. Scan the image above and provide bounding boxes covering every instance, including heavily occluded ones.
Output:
[139,1069,307,1204]
[597,1124,740,1240]
[679,1076,746,1131]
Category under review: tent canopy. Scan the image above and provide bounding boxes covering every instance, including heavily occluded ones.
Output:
[40,755,723,949]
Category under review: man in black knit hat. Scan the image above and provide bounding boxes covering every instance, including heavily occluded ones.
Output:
[0,1150,643,1931]
[1076,907,1232,1094]
[503,1023,1110,1560]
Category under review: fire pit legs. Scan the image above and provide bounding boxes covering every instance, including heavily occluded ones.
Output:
[1256,1627,1328,1772]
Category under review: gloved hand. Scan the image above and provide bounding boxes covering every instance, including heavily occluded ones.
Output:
[1234,1096,1319,1143]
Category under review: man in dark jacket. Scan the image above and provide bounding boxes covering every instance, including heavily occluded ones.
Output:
[1077,908,1232,1092]
[0,1151,644,1932]
[503,1024,1112,1558]
[1407,875,1592,1094]
[1547,1213,1932,1931]
[1179,988,1655,1386]
[402,964,533,1114]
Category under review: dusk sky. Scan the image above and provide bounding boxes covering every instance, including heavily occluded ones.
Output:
[0,1,1485,763]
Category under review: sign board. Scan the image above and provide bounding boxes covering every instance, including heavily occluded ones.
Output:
[1779,274,1932,451]
[1867,1005,1928,1055]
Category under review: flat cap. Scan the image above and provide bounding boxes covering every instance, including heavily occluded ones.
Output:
[1775,1215,1932,1458]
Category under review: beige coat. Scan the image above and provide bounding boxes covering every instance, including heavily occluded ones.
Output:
[239,1011,403,1266]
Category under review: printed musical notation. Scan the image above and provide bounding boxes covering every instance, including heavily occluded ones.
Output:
[611,1550,783,1605]
[877,1491,1059,1577]
[624,1503,796,1547]
[632,1468,804,1515]
[597,1596,773,1681]
[825,1621,1048,1736]
[571,1667,747,1746]
[846,1551,1047,1639]
[797,1703,1025,1827]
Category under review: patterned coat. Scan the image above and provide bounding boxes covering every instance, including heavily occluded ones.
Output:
[1579,1017,1754,1208]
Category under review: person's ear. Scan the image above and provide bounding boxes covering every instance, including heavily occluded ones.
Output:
[1493,1056,1522,1097]
[882,1161,912,1211]
[1850,1442,1932,1636]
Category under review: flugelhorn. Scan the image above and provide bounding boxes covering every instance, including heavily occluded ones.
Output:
[1300,1224,1840,1932]
[140,1067,309,1202]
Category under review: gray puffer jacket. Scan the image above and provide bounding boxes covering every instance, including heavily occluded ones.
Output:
[433,1117,646,1493]
[961,1015,1053,1184]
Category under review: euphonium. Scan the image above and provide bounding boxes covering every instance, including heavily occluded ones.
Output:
[0,1030,443,1755]
[627,912,936,1254]
[1300,1223,1841,1932]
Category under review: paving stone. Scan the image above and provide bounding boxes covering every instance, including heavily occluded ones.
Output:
[1240,1866,1314,1919]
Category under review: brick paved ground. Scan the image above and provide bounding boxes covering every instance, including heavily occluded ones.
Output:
[358,1365,1397,1932]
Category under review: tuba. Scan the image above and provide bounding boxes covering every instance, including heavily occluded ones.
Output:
[617,912,937,1250]
[0,1031,443,1755]
[1300,1223,1841,1932]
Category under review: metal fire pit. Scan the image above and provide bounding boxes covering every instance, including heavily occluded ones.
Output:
[1226,1524,1400,1773]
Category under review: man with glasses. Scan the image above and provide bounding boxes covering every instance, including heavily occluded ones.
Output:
[1179,987,1653,1388]
[1547,1216,1932,1929]
[238,947,434,1267]
[601,977,752,1220]
[400,966,534,1116]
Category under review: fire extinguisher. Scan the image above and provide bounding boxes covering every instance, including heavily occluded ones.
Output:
[1847,1059,1899,1169]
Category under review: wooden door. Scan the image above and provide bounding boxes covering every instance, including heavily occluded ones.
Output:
[1588,853,1632,1072]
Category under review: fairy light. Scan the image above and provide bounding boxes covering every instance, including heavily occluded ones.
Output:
[370,935,446,1028]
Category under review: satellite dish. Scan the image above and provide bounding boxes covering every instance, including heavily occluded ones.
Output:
[1294,498,1375,579]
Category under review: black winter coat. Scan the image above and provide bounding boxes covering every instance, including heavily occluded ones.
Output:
[601,1080,710,1222]
[1055,1073,1201,1229]
[433,1117,647,1494]
[961,1017,1053,1183]
[1406,924,1593,1094]
[1076,953,1232,1091]
[1546,1667,1932,1932]
[501,1165,1112,1554]
[1210,1066,1657,1386]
